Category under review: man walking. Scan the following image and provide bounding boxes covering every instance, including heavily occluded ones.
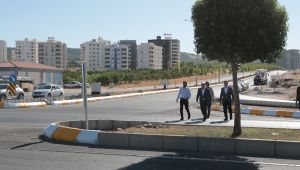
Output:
[176,81,191,120]
[205,81,214,118]
[196,83,211,121]
[296,83,300,110]
[220,81,234,121]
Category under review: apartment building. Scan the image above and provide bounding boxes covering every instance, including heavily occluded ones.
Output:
[104,44,130,70]
[148,35,180,69]
[15,38,38,63]
[276,49,300,70]
[0,40,7,63]
[137,43,162,69]
[38,37,67,69]
[80,37,111,71]
[119,40,137,70]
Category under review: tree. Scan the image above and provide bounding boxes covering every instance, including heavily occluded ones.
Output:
[192,0,288,136]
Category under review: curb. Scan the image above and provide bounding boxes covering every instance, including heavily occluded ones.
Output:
[43,119,300,158]
[211,104,300,119]
[2,101,48,109]
[52,88,178,106]
[43,122,99,145]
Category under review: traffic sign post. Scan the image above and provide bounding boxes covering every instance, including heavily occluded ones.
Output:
[9,74,17,83]
[7,74,17,97]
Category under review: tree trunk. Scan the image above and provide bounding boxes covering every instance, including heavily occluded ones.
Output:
[231,62,242,137]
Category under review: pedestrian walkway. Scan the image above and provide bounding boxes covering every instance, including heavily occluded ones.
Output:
[164,118,300,129]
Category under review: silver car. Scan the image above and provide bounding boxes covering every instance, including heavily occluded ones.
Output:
[32,84,64,98]
[0,84,25,99]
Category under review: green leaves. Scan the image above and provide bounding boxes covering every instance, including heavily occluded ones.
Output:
[192,0,288,63]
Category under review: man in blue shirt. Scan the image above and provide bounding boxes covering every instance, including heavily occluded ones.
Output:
[176,81,191,120]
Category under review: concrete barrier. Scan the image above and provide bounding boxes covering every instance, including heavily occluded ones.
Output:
[276,141,300,157]
[43,119,300,158]
[164,135,198,151]
[2,101,47,109]
[198,137,236,153]
[236,138,275,156]
[130,134,163,149]
[98,132,130,147]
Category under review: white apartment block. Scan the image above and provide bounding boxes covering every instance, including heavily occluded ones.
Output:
[276,49,300,70]
[15,38,38,63]
[0,40,7,63]
[137,43,162,69]
[104,44,130,70]
[148,36,180,69]
[38,37,67,69]
[170,39,180,68]
[80,37,111,71]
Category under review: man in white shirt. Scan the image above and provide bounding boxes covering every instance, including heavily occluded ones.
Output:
[176,81,191,120]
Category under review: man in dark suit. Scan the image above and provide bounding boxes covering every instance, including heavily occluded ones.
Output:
[220,81,234,121]
[296,83,300,110]
[196,83,211,121]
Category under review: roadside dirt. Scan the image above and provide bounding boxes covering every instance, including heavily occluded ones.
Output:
[242,71,300,101]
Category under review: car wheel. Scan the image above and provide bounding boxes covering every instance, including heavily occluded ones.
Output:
[18,94,24,100]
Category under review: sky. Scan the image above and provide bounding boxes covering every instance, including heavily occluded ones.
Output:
[0,0,299,53]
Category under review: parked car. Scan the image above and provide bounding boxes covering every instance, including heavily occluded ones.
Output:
[0,84,24,99]
[34,82,51,90]
[32,84,64,98]
[238,79,249,91]
[63,81,90,89]
[228,83,243,93]
[63,81,82,89]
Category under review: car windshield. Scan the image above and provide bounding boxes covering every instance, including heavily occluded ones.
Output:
[37,85,52,89]
[0,84,8,89]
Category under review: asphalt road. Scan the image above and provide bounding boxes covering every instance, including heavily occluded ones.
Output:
[0,125,300,170]
[1,70,300,169]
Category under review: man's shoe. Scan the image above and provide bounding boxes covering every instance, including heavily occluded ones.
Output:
[224,118,228,121]
[230,117,232,120]
[188,116,190,120]
[180,118,184,121]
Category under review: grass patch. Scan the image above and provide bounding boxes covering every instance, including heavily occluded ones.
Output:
[117,125,300,141]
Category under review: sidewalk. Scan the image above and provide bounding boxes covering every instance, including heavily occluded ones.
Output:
[164,118,300,129]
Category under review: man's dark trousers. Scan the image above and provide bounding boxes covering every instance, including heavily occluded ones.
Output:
[223,100,232,120]
[200,101,207,120]
[180,98,190,119]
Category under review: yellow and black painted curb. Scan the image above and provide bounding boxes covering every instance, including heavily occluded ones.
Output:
[211,104,300,119]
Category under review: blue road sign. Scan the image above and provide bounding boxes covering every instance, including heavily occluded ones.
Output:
[9,74,17,83]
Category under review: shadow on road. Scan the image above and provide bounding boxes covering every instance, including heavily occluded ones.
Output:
[164,120,183,123]
[10,140,44,150]
[118,152,260,170]
[210,120,228,124]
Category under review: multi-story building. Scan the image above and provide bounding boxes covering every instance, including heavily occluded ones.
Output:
[276,49,300,70]
[119,40,137,70]
[0,40,7,63]
[80,37,111,71]
[15,38,38,63]
[38,37,67,69]
[137,43,162,69]
[104,44,130,70]
[148,35,180,69]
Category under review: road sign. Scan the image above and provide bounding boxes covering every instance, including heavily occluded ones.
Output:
[9,74,17,83]
[7,83,17,96]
